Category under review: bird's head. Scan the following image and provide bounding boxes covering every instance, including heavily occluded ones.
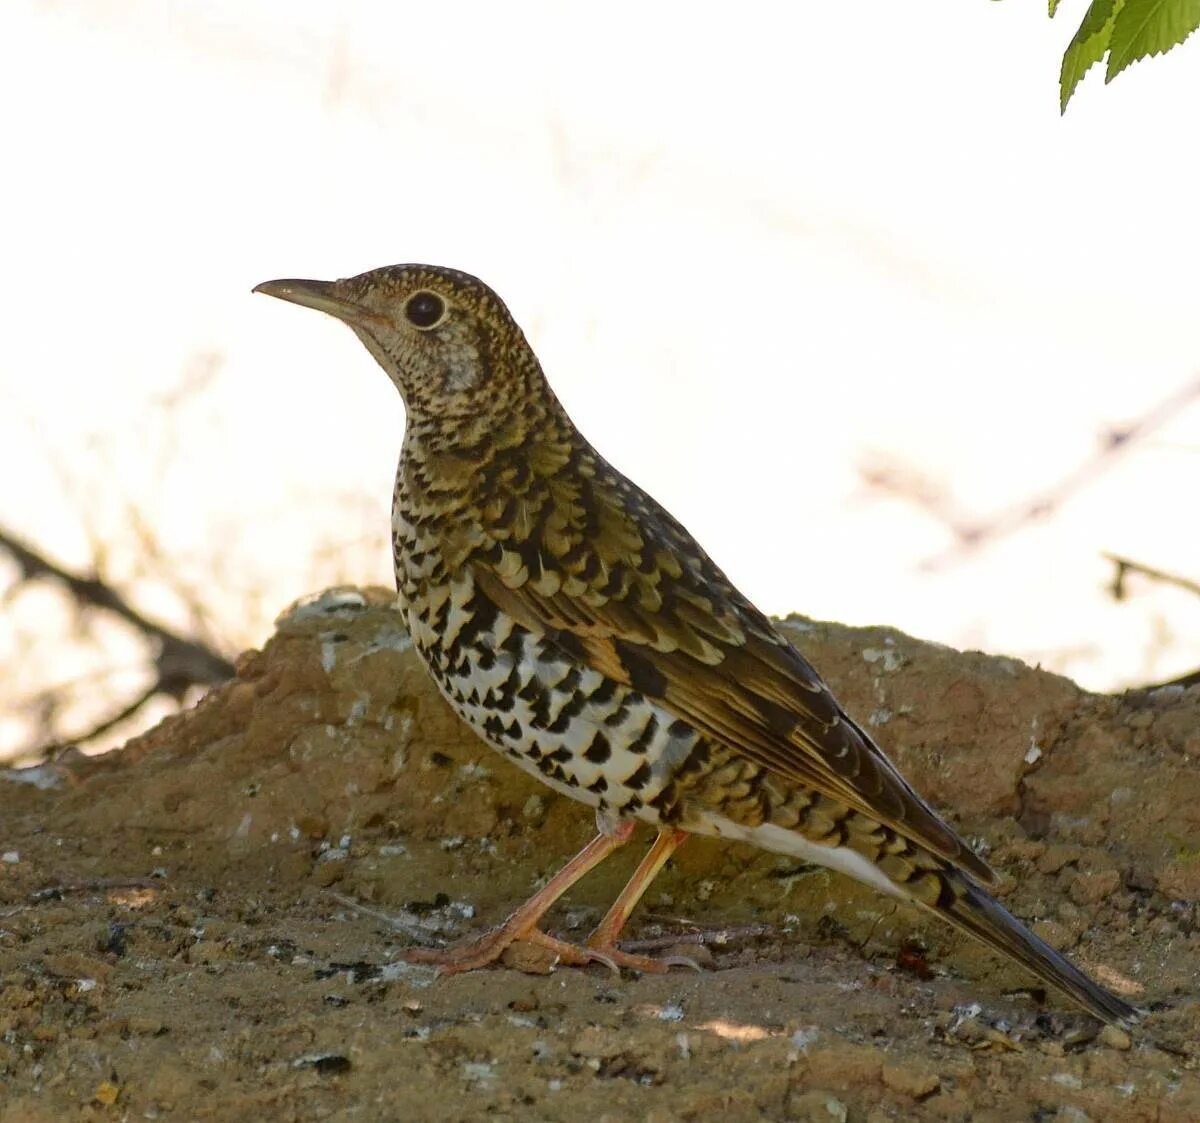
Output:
[254,264,547,430]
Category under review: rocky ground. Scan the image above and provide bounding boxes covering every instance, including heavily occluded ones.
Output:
[1,587,1197,1121]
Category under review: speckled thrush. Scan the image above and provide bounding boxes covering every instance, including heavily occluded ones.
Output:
[254,264,1136,1025]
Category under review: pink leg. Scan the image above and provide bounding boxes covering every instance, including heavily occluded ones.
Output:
[531,828,693,974]
[400,821,635,975]
[590,828,689,948]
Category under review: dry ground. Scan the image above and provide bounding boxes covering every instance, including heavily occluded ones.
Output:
[2,588,1198,1121]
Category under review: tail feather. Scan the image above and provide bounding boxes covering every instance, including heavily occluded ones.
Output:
[699,813,1139,1025]
[920,870,1140,1027]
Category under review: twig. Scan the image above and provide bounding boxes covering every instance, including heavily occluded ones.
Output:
[1102,553,1200,692]
[324,891,455,947]
[30,876,162,902]
[619,923,774,952]
[861,374,1200,571]
[1103,553,1200,601]
[33,683,162,760]
[1,527,236,758]
[0,528,234,687]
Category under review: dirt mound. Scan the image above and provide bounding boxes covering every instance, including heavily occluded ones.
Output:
[1,587,1197,1120]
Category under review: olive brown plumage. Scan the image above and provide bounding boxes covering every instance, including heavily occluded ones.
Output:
[254,264,1137,1025]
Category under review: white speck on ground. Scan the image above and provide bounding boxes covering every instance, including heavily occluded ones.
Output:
[1,764,62,789]
[862,647,904,672]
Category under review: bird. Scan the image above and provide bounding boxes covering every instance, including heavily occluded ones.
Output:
[254,263,1137,1025]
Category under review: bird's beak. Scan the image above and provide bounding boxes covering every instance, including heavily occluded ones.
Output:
[252,278,367,325]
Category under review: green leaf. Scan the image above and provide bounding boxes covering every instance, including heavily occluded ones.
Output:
[1049,0,1062,15]
[1106,0,1200,81]
[1060,0,1124,112]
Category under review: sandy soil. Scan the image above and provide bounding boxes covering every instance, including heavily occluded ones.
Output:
[1,587,1197,1121]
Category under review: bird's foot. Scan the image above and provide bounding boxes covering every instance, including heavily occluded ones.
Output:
[397,924,701,976]
[396,921,539,975]
[529,930,702,974]
[584,937,704,974]
[397,921,614,976]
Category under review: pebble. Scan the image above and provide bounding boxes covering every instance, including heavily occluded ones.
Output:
[1099,1024,1132,1051]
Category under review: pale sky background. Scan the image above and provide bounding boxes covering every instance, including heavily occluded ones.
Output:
[2,0,1198,757]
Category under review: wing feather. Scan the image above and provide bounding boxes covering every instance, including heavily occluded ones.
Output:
[472,566,996,886]
[468,450,996,885]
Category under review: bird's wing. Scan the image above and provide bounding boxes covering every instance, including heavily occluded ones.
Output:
[469,463,996,885]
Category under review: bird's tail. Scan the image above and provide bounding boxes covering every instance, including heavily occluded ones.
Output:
[913,867,1140,1027]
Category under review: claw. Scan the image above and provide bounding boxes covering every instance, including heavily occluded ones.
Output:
[581,947,622,975]
[521,929,621,974]
[581,943,707,975]
[657,954,704,973]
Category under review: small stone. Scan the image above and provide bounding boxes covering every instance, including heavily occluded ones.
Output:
[1032,919,1074,951]
[313,860,346,887]
[462,1060,496,1082]
[788,1090,848,1122]
[1069,869,1120,906]
[949,1016,987,1045]
[1099,1024,1132,1051]
[1038,844,1083,875]
[93,1081,120,1106]
[293,1052,352,1075]
[296,814,329,839]
[571,1025,623,1059]
[1055,1107,1092,1123]
[128,1015,164,1035]
[789,1026,820,1055]
[882,1060,941,1098]
[522,794,545,820]
[500,939,558,975]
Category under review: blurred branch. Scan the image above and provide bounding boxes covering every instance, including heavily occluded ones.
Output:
[861,374,1200,572]
[0,527,235,757]
[1104,553,1200,602]
[1103,552,1200,692]
[48,682,162,748]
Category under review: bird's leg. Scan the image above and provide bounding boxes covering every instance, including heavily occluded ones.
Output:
[398,821,636,974]
[577,828,695,972]
[509,828,698,975]
[522,828,694,974]
[590,828,688,946]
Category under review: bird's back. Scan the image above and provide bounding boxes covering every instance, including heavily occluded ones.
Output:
[391,418,991,883]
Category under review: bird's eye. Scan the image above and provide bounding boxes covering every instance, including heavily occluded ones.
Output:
[404,290,446,329]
